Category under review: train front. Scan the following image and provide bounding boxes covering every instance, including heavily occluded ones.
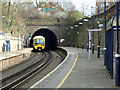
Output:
[33,36,45,51]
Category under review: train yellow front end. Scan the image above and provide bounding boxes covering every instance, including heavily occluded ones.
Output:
[33,36,45,51]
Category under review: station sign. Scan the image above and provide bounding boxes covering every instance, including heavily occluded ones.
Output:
[88,28,102,32]
[88,28,102,62]
[43,8,56,12]
[99,24,103,28]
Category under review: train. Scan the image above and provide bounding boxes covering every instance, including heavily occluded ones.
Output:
[33,36,45,51]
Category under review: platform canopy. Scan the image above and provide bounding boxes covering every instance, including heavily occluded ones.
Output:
[106,14,120,31]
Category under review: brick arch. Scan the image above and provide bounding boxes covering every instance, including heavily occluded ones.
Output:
[29,28,58,50]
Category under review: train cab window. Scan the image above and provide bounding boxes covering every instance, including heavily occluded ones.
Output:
[39,39,44,45]
[34,39,39,44]
[34,39,44,45]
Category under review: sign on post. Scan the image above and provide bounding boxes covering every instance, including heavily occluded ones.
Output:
[88,27,103,62]
[99,24,103,28]
[29,33,31,37]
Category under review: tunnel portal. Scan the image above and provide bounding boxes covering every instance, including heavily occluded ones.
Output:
[30,28,58,50]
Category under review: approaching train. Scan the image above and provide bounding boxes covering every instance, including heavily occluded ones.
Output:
[33,36,45,51]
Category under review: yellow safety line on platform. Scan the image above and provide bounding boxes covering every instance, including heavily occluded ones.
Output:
[56,52,78,89]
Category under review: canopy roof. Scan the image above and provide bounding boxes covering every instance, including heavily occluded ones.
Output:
[107,14,120,31]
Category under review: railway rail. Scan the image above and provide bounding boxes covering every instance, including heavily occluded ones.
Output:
[1,48,66,89]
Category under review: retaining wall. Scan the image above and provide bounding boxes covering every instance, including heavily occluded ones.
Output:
[0,51,32,71]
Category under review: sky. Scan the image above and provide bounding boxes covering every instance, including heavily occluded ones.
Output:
[71,0,96,16]
[29,0,96,16]
[71,0,96,9]
[9,0,96,16]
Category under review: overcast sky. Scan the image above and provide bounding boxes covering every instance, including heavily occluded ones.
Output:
[71,0,96,16]
[10,0,96,16]
[71,0,96,10]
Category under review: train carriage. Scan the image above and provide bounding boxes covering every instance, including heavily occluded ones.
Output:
[33,36,45,51]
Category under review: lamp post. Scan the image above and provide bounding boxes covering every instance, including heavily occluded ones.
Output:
[97,6,100,58]
[83,19,89,50]
[115,0,120,86]
[25,18,28,47]
[87,19,89,52]
[57,18,60,46]
[66,27,69,47]
[18,24,19,50]
[75,24,79,48]
[71,27,74,47]
[91,6,99,54]
[5,20,7,52]
[91,6,95,54]
[82,20,84,49]
[21,25,25,49]
[79,22,83,48]
[92,14,94,54]
[104,0,107,65]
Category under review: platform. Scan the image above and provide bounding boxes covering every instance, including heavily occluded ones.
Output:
[0,48,32,60]
[30,47,118,88]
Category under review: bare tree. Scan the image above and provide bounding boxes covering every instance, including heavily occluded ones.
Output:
[80,1,90,16]
[9,2,20,27]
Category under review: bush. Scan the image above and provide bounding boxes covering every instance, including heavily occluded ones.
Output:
[2,43,5,52]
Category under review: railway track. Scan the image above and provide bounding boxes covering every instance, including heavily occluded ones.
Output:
[1,51,52,89]
[1,49,66,89]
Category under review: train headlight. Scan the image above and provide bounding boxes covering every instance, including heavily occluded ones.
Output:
[34,46,37,49]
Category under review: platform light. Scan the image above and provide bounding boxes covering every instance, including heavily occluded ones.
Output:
[97,21,100,24]
[88,15,91,18]
[71,27,73,29]
[83,19,89,22]
[79,22,83,25]
[75,25,78,27]
[99,24,103,28]
[8,20,11,22]
[0,16,5,18]
[95,18,103,22]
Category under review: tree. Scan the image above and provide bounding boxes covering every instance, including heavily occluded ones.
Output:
[67,10,84,24]
[80,1,90,16]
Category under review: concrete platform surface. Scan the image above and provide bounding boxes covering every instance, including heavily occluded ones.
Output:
[30,47,119,88]
[0,48,33,60]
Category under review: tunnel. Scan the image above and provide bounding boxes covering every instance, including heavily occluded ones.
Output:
[29,28,58,50]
